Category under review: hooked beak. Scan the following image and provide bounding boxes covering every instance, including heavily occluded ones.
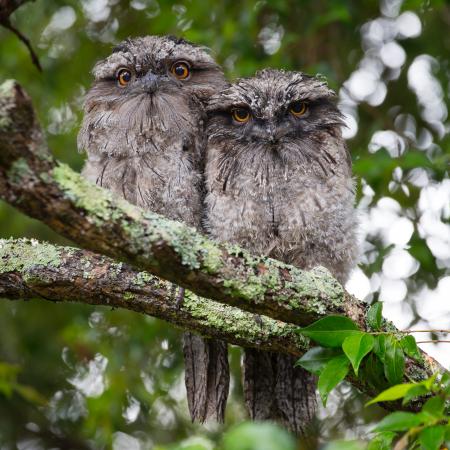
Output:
[266,123,278,144]
[140,72,160,94]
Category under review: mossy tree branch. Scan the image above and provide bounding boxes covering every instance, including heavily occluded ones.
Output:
[0,80,446,408]
[0,79,362,329]
[0,238,307,356]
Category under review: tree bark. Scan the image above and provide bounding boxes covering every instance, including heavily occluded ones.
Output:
[0,80,446,410]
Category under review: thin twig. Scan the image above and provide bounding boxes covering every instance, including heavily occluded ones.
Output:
[416,340,450,344]
[1,19,42,72]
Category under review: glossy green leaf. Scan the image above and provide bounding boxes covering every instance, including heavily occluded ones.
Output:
[418,425,446,450]
[298,316,360,348]
[384,339,405,385]
[367,432,396,450]
[222,422,296,450]
[367,302,383,330]
[366,383,416,406]
[295,347,343,375]
[318,355,350,406]
[373,411,424,432]
[402,384,429,405]
[422,396,445,418]
[324,441,365,450]
[342,332,374,375]
[373,335,387,363]
[400,335,423,363]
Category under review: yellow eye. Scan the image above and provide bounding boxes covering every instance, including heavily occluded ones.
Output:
[232,108,250,123]
[290,101,308,117]
[171,61,190,80]
[117,69,132,87]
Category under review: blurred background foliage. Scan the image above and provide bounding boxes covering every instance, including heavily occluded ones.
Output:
[0,0,449,448]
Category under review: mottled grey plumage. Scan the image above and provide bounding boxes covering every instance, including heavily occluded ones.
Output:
[77,35,229,423]
[205,69,358,433]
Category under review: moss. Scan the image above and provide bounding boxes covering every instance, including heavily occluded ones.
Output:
[133,271,154,287]
[7,158,34,184]
[124,292,136,300]
[0,80,15,98]
[0,239,62,274]
[52,163,124,226]
[182,290,308,350]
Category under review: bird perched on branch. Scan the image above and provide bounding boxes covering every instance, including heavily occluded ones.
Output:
[77,35,229,423]
[204,69,358,433]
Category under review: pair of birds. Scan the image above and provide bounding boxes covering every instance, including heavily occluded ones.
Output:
[78,35,358,434]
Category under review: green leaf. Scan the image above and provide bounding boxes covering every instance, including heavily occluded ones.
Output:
[400,335,423,362]
[324,441,364,450]
[367,432,396,450]
[295,347,343,375]
[342,332,374,375]
[384,338,405,385]
[418,425,446,450]
[422,396,445,418]
[298,316,360,348]
[373,411,424,432]
[402,384,429,405]
[222,422,296,450]
[373,335,387,363]
[366,383,416,406]
[367,302,383,330]
[318,355,350,406]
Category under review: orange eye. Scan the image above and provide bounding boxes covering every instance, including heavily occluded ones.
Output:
[290,101,308,117]
[117,69,132,86]
[171,61,190,80]
[232,108,250,123]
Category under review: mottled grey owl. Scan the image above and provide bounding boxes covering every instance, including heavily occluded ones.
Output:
[77,35,229,423]
[204,69,358,433]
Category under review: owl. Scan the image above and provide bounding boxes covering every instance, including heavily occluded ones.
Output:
[204,69,358,433]
[77,35,229,423]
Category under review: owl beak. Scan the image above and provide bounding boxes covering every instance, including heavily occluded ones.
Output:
[266,124,278,144]
[140,72,160,94]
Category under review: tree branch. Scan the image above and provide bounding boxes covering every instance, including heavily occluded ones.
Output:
[0,80,446,407]
[0,238,307,356]
[0,80,362,329]
[0,1,41,72]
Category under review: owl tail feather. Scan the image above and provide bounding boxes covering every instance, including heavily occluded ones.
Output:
[243,349,317,435]
[183,333,230,423]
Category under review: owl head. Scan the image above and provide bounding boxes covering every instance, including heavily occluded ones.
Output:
[206,69,347,184]
[78,35,225,156]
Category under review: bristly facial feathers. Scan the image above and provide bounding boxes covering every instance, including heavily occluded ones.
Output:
[206,69,350,190]
[78,35,225,158]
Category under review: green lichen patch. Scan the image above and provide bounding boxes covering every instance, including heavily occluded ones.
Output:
[0,238,62,274]
[0,80,16,99]
[182,290,308,351]
[52,163,145,228]
[7,158,34,184]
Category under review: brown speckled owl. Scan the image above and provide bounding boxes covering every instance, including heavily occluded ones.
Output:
[204,69,358,433]
[77,35,229,423]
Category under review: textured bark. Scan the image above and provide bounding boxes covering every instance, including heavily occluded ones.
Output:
[0,239,307,355]
[0,80,448,411]
[183,333,229,422]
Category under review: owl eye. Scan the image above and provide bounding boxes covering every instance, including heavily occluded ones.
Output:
[232,108,251,123]
[289,101,308,117]
[117,69,132,87]
[170,61,190,80]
